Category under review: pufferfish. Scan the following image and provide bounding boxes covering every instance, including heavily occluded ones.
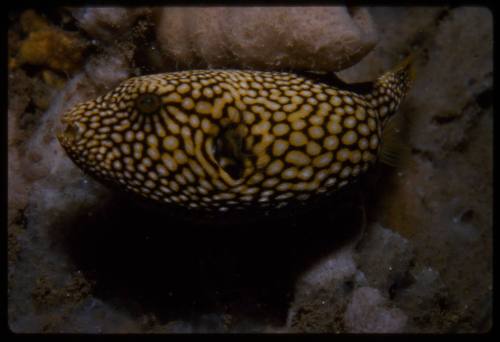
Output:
[58,57,414,219]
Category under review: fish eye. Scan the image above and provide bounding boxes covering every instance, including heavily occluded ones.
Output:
[136,93,161,114]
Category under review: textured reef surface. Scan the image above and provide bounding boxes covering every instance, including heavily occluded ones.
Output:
[8,7,492,333]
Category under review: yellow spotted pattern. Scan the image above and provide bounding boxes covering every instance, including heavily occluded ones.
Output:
[58,67,412,212]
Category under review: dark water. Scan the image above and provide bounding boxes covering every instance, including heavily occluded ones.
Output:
[49,182,367,329]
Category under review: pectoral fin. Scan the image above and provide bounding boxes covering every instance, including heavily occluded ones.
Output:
[214,124,247,180]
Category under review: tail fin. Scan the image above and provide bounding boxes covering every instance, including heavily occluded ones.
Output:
[370,54,416,126]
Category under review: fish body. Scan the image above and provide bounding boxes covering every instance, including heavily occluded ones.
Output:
[58,59,413,215]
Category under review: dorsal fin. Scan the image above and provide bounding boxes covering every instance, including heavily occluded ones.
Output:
[294,70,374,95]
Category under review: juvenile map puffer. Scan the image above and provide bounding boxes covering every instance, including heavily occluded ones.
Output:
[58,57,414,215]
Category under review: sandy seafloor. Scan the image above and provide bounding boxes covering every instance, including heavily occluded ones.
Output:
[7,7,492,333]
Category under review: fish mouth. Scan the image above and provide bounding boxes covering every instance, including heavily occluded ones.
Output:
[57,118,82,146]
